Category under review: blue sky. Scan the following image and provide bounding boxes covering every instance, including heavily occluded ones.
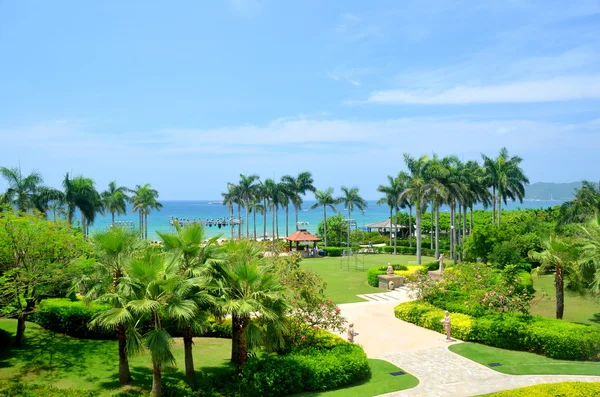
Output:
[1,0,599,200]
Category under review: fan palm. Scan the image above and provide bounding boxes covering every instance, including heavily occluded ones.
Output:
[0,166,43,212]
[102,181,130,226]
[337,186,367,248]
[131,183,162,239]
[310,187,337,247]
[282,172,316,231]
[63,173,103,237]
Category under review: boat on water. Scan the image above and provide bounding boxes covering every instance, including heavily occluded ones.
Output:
[208,201,224,205]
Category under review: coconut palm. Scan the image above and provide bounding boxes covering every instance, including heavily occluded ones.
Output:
[222,183,240,240]
[237,174,260,238]
[278,179,293,237]
[559,181,600,225]
[337,186,367,248]
[249,199,265,240]
[157,222,222,386]
[0,166,43,212]
[63,173,103,237]
[529,235,579,319]
[262,179,279,244]
[377,176,402,254]
[310,187,337,247]
[101,181,130,226]
[31,186,65,216]
[131,183,162,239]
[281,172,316,231]
[209,240,289,371]
[397,172,413,247]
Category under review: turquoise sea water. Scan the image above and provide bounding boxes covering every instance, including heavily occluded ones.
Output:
[83,199,563,241]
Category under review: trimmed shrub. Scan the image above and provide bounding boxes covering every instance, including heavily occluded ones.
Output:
[32,298,113,339]
[241,343,370,397]
[322,247,344,257]
[394,301,600,360]
[205,318,233,338]
[0,382,96,397]
[367,264,408,287]
[486,382,600,397]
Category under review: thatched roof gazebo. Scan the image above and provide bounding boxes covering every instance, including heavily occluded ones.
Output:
[285,229,321,253]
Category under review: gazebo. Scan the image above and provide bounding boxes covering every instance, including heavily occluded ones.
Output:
[285,229,321,253]
[364,219,408,237]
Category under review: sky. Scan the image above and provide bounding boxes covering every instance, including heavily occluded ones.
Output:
[1,0,599,200]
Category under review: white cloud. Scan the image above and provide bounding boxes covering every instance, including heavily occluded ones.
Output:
[367,75,600,105]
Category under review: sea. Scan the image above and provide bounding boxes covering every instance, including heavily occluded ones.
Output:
[81,199,563,241]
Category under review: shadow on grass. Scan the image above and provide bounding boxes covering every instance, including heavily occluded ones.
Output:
[590,313,600,325]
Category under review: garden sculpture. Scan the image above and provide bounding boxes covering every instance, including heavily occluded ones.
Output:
[347,323,359,343]
[438,254,445,273]
[387,263,393,276]
[441,310,451,340]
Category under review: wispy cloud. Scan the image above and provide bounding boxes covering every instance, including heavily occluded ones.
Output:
[367,75,600,105]
[327,67,375,86]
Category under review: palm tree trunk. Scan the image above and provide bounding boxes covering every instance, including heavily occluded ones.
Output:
[430,203,434,250]
[555,265,564,319]
[285,205,289,236]
[435,203,440,260]
[271,204,275,249]
[237,205,242,239]
[183,325,195,387]
[253,209,257,240]
[323,205,328,247]
[462,204,467,258]
[245,201,250,238]
[276,206,279,239]
[347,209,351,247]
[394,207,399,255]
[81,213,86,237]
[450,203,456,264]
[492,186,496,225]
[145,212,149,239]
[152,361,162,397]
[231,208,235,239]
[295,200,299,230]
[263,198,267,240]
[470,205,473,234]
[389,207,393,248]
[231,315,240,364]
[117,323,131,384]
[409,206,413,248]
[237,316,250,372]
[415,203,422,264]
[498,196,502,226]
[111,211,115,227]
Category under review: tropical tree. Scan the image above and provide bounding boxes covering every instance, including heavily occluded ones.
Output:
[529,235,579,319]
[559,181,600,225]
[282,172,316,231]
[310,187,337,247]
[0,166,43,212]
[574,215,600,295]
[377,176,401,254]
[31,186,65,216]
[337,186,367,248]
[131,183,162,239]
[101,181,130,226]
[262,179,278,244]
[483,147,529,226]
[209,240,289,371]
[222,183,240,240]
[249,199,265,240]
[237,174,260,238]
[63,173,103,237]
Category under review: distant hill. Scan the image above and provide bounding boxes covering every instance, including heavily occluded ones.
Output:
[524,182,593,201]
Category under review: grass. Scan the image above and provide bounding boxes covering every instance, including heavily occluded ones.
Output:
[301,254,435,304]
[294,358,419,397]
[530,274,600,326]
[0,319,232,396]
[449,342,600,376]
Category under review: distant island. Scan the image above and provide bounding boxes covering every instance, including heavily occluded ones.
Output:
[524,181,595,201]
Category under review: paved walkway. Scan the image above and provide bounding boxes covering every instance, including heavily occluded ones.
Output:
[336,290,600,397]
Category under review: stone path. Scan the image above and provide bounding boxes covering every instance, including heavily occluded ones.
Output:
[336,290,600,397]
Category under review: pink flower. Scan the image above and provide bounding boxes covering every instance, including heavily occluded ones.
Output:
[301,335,306,340]
[335,308,341,313]
[313,325,318,329]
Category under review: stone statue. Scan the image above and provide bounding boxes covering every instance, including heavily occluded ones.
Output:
[347,323,358,343]
[438,254,445,273]
[440,310,451,340]
[387,263,394,276]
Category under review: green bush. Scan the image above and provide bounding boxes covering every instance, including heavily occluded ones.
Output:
[205,318,233,338]
[395,301,600,360]
[367,264,408,287]
[322,247,344,257]
[486,381,600,396]
[32,298,113,339]
[241,343,370,397]
[0,382,96,397]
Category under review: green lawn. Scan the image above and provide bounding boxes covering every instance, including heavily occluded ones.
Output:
[530,274,600,326]
[301,254,435,304]
[295,359,418,397]
[449,342,600,376]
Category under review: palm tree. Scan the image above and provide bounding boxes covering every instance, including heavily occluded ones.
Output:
[157,222,222,386]
[249,199,265,240]
[237,174,260,238]
[63,173,103,237]
[464,160,492,234]
[0,166,43,212]
[377,176,401,254]
[282,172,316,231]
[278,179,292,237]
[529,235,579,319]
[209,240,289,371]
[32,186,65,216]
[262,179,278,245]
[311,188,337,247]
[483,147,529,226]
[397,172,413,247]
[222,183,240,240]
[559,181,600,224]
[101,181,129,226]
[131,184,162,239]
[337,186,367,248]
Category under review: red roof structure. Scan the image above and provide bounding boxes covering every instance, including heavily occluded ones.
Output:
[285,230,321,242]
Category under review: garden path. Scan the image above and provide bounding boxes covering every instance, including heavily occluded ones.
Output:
[336,289,600,397]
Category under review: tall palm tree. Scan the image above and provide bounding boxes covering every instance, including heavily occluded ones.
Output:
[63,173,103,237]
[222,183,240,240]
[278,179,292,237]
[397,172,413,247]
[249,199,265,240]
[131,183,162,239]
[101,181,129,226]
[32,186,65,216]
[483,147,529,226]
[0,166,43,212]
[262,179,279,245]
[282,172,316,231]
[377,176,401,254]
[237,174,260,238]
[209,240,289,371]
[464,160,492,234]
[311,187,337,247]
[337,186,367,248]
[157,222,222,386]
[423,155,450,260]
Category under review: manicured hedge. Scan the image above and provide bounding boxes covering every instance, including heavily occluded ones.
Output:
[0,382,96,397]
[241,343,370,396]
[32,298,113,339]
[395,301,600,361]
[367,264,408,287]
[485,381,600,396]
